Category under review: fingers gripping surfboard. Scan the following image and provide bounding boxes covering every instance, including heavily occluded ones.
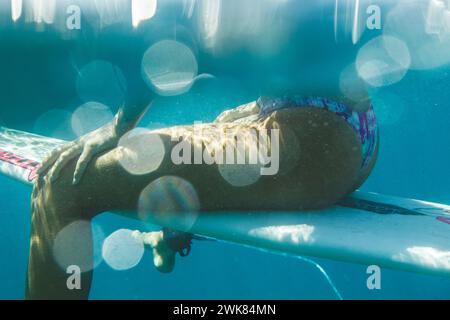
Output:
[1,126,450,278]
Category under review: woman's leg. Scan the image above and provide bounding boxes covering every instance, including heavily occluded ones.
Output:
[27,175,94,299]
[27,105,369,298]
[26,130,177,299]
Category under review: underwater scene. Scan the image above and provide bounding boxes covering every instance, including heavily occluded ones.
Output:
[0,0,450,301]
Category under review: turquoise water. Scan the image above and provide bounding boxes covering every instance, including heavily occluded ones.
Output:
[1,0,450,299]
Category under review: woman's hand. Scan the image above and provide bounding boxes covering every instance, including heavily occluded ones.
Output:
[38,118,122,185]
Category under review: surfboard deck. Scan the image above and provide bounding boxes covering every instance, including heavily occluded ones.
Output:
[1,126,450,278]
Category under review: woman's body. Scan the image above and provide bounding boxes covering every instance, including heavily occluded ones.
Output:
[28,96,378,299]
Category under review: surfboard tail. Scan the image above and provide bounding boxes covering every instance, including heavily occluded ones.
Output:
[0,127,67,185]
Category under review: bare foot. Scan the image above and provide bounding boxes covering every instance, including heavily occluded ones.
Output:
[141,231,176,273]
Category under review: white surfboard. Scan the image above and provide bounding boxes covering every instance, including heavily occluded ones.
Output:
[1,126,450,278]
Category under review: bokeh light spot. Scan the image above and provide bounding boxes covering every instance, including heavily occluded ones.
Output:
[138,176,200,232]
[339,63,369,103]
[71,102,114,137]
[218,163,262,187]
[117,128,165,175]
[356,35,411,87]
[53,220,104,272]
[141,40,198,96]
[384,0,450,70]
[102,229,144,271]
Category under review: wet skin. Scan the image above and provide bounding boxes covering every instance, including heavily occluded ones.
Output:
[27,106,377,299]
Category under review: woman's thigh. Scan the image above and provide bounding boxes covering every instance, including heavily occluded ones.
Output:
[152,106,366,211]
[65,106,366,214]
